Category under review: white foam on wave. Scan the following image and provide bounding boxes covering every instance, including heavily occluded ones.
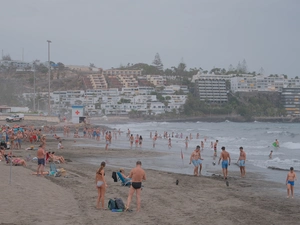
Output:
[250,157,300,170]
[266,130,283,134]
[281,142,300,150]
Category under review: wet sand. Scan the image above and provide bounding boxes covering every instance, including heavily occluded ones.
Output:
[0,132,299,225]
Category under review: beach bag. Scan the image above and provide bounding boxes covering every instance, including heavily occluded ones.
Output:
[112,171,117,182]
[108,199,117,210]
[115,198,125,210]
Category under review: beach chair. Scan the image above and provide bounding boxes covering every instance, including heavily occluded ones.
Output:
[116,172,131,186]
[49,163,57,176]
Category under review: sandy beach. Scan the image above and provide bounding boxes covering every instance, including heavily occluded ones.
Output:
[1,122,300,225]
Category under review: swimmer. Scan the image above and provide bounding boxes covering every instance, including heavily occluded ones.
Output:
[275,139,279,147]
[269,150,273,159]
[168,138,172,149]
[185,136,189,149]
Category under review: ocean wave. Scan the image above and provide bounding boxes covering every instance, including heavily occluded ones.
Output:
[249,157,300,171]
[281,142,300,149]
[266,130,297,137]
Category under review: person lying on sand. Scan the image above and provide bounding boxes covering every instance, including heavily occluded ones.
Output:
[53,134,61,140]
[26,146,38,150]
[7,157,27,167]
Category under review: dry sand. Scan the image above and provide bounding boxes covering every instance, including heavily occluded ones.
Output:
[0,131,300,225]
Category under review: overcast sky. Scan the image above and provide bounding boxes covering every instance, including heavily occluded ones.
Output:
[0,0,299,77]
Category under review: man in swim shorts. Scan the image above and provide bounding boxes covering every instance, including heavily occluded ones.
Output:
[218,146,231,179]
[286,167,297,198]
[125,161,146,212]
[189,145,203,176]
[237,147,246,177]
[36,144,46,176]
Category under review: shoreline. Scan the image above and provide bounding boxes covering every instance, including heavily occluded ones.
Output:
[1,137,299,224]
[90,115,300,124]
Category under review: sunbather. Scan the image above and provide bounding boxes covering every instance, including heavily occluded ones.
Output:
[119,168,132,182]
[53,134,61,140]
[7,157,27,166]
[51,152,65,163]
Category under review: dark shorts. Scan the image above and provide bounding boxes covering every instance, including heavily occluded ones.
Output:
[38,158,45,166]
[132,182,142,189]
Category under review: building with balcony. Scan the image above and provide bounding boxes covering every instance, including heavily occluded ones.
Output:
[195,79,228,103]
[281,88,300,116]
[103,69,142,76]
[89,74,108,89]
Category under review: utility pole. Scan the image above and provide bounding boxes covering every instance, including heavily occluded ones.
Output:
[33,62,36,111]
[47,40,51,116]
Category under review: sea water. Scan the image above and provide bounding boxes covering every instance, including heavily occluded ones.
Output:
[78,121,300,194]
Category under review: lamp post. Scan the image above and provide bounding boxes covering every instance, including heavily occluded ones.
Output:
[47,40,51,116]
[33,62,36,111]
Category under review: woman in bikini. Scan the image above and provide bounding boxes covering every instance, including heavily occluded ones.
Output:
[95,161,107,209]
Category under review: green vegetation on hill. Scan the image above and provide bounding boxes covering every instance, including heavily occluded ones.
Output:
[180,92,285,120]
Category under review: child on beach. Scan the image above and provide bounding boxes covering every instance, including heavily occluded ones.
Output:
[269,150,273,159]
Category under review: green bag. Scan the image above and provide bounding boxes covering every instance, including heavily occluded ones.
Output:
[108,199,117,210]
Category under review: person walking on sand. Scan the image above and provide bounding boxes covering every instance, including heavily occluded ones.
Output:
[218,146,231,180]
[189,145,203,176]
[237,147,246,177]
[36,144,46,176]
[286,167,297,198]
[125,161,146,212]
[96,161,108,209]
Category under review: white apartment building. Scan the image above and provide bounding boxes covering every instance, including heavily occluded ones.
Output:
[148,102,166,114]
[256,76,285,92]
[230,75,299,93]
[132,95,157,104]
[195,79,228,103]
[284,78,300,88]
[0,60,32,69]
[85,88,120,97]
[230,77,256,92]
[101,102,147,115]
[121,87,155,96]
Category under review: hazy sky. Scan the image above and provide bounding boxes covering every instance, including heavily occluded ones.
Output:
[1,0,299,77]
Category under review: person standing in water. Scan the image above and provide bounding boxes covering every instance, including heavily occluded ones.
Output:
[213,140,219,157]
[189,146,203,176]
